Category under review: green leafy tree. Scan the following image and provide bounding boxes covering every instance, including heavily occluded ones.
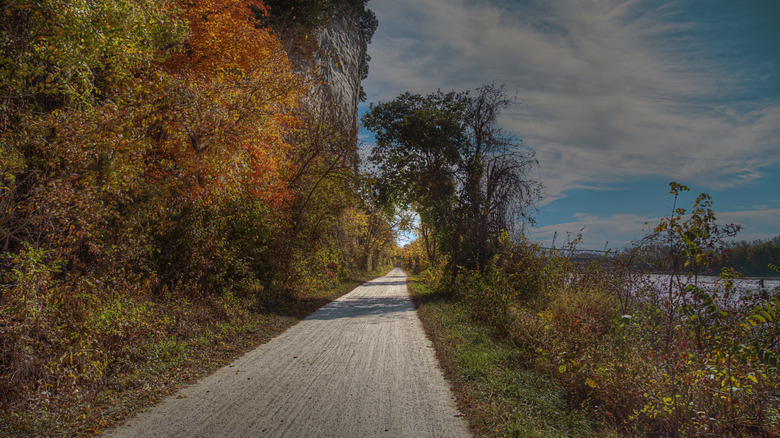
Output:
[362,89,468,266]
[260,0,334,33]
[361,85,540,274]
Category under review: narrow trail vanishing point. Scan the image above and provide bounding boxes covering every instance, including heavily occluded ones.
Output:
[104,268,471,437]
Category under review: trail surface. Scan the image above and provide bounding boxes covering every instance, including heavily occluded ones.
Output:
[106,268,470,437]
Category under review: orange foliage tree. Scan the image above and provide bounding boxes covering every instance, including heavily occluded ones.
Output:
[134,0,308,288]
[149,0,304,206]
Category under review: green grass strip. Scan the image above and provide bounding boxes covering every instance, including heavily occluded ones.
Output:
[408,276,620,438]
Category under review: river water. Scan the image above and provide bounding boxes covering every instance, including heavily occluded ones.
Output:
[639,274,780,308]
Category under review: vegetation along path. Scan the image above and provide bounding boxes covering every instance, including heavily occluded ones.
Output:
[104,269,470,438]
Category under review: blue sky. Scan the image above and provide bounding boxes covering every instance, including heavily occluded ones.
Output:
[358,0,780,249]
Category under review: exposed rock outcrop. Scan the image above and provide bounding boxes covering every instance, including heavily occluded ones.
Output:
[280,0,374,134]
[311,3,365,132]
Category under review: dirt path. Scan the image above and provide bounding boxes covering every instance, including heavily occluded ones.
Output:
[105,268,471,437]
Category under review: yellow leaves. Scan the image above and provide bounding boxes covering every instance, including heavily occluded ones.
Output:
[141,0,306,208]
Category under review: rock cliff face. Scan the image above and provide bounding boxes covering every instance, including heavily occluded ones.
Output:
[311,3,365,132]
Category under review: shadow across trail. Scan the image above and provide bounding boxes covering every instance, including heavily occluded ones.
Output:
[305,273,413,321]
[361,280,407,287]
[306,294,413,321]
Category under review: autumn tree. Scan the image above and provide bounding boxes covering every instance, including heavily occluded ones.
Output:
[135,0,309,290]
[1,0,389,432]
[0,0,307,398]
[351,175,407,271]
[0,0,187,268]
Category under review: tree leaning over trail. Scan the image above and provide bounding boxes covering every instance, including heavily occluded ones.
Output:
[362,89,467,268]
[362,85,541,274]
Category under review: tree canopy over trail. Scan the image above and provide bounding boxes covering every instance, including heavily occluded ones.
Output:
[362,85,541,273]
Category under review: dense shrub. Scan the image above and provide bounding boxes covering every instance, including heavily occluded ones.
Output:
[413,192,780,435]
[1,0,391,433]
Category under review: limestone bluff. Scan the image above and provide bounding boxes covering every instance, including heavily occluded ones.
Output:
[268,0,377,134]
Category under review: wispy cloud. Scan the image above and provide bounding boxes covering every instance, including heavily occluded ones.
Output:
[363,0,780,203]
[527,207,780,250]
[527,212,655,249]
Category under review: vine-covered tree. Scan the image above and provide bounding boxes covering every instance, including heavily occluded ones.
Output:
[458,84,541,271]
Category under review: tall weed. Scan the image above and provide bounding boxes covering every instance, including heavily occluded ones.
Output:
[417,223,779,435]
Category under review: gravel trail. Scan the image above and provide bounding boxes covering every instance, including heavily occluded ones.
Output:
[105,268,471,437]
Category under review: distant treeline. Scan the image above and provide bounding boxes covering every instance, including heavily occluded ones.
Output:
[710,235,780,277]
[627,235,780,277]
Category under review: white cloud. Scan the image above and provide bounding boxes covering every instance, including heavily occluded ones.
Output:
[527,212,654,249]
[362,0,780,204]
[719,208,780,242]
[527,207,780,250]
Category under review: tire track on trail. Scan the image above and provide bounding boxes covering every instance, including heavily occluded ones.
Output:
[105,268,471,437]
